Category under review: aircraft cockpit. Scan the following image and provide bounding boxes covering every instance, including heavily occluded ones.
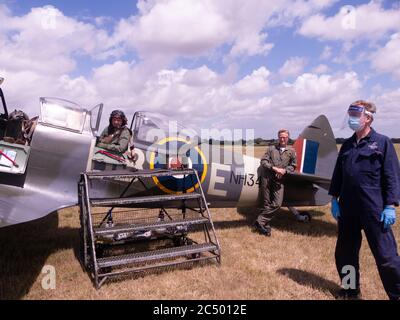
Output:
[131,111,199,153]
[0,78,103,180]
[0,78,34,176]
[128,111,204,171]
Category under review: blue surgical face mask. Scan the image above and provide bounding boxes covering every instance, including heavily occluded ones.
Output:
[348,116,363,131]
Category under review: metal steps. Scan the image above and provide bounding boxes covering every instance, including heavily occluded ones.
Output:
[90,193,202,207]
[94,217,209,236]
[86,168,197,180]
[98,243,218,268]
[78,168,221,289]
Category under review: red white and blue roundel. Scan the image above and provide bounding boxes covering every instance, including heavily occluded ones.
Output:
[149,137,208,194]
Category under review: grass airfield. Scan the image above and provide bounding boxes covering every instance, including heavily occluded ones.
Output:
[0,146,399,300]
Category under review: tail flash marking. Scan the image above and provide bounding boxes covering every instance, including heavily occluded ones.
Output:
[294,138,319,175]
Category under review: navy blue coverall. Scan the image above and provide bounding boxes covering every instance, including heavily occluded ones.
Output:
[329,128,400,299]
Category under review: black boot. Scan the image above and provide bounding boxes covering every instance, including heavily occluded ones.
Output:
[253,222,271,236]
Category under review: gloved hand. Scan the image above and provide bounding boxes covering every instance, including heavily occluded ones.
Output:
[331,198,340,221]
[380,206,396,229]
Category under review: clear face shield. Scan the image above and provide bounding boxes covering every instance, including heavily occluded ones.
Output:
[341,104,374,132]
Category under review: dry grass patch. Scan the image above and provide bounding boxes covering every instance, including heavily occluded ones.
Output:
[1,204,399,300]
[0,145,399,300]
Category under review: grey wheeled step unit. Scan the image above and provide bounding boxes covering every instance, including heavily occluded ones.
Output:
[78,168,221,289]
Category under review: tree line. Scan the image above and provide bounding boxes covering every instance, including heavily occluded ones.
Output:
[204,138,400,146]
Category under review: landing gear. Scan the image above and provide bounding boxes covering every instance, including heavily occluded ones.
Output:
[173,236,200,259]
[173,234,192,247]
[297,211,311,222]
[288,207,312,223]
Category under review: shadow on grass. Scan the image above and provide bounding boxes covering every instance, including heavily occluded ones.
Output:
[212,219,254,230]
[101,258,220,288]
[277,268,341,298]
[236,207,338,238]
[0,212,80,300]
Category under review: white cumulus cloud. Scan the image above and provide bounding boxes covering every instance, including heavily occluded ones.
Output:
[279,57,308,77]
[298,2,400,41]
[0,5,115,75]
[114,0,231,59]
[1,2,399,138]
[371,33,400,79]
[312,64,331,74]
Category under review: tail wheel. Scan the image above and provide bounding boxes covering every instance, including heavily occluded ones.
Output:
[297,212,311,223]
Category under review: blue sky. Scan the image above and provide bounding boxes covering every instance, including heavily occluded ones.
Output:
[3,0,139,19]
[0,0,399,138]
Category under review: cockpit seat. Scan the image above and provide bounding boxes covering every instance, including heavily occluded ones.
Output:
[2,110,38,146]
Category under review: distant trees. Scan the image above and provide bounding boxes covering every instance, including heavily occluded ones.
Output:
[204,137,399,145]
[336,138,399,144]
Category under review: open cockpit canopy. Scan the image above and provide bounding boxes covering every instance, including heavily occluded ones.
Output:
[131,111,200,152]
[40,97,103,135]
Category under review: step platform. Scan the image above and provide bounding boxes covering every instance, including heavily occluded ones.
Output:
[79,168,221,289]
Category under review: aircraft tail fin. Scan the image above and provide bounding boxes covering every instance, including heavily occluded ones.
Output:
[293,115,337,179]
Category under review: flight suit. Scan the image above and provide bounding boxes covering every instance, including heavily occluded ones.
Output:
[329,128,400,300]
[97,126,131,154]
[94,126,131,171]
[257,145,297,227]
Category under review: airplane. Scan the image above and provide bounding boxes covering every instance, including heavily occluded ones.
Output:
[0,77,338,229]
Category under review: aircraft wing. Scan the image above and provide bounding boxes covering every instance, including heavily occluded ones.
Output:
[284,172,331,185]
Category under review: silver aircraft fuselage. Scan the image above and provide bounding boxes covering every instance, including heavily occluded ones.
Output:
[0,100,337,228]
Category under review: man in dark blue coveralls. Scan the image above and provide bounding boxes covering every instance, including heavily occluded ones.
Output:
[329,100,400,300]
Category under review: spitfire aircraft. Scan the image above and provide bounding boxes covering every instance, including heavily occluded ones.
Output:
[0,77,338,228]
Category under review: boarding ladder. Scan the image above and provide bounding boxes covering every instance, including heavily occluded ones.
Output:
[78,168,221,289]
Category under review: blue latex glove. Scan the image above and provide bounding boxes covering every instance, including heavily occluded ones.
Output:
[331,198,340,221]
[380,206,396,229]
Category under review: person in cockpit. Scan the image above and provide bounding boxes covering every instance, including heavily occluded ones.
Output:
[97,110,131,155]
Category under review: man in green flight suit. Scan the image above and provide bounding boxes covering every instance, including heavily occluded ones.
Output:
[97,109,131,154]
[254,129,297,236]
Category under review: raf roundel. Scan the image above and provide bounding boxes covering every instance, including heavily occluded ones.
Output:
[149,137,207,194]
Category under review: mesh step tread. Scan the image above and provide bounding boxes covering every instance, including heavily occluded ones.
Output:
[97,243,218,268]
[91,193,202,206]
[94,217,209,236]
[85,169,197,180]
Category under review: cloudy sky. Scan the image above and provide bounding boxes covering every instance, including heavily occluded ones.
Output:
[0,0,399,139]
